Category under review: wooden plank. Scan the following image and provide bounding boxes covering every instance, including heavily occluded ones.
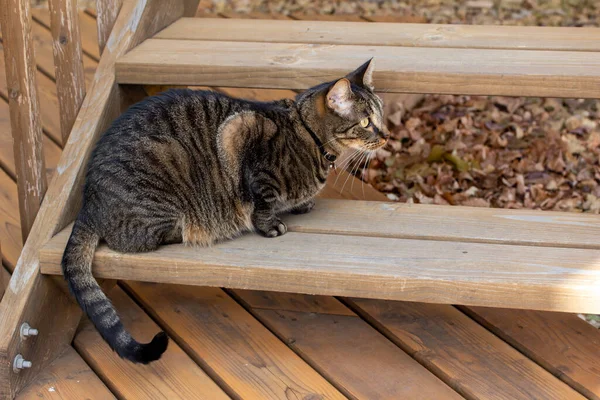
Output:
[0,0,200,396]
[348,299,587,400]
[74,286,229,399]
[0,267,7,301]
[0,102,59,182]
[48,0,87,143]
[462,307,600,400]
[31,9,101,61]
[41,223,600,314]
[116,39,600,98]
[233,290,463,399]
[0,0,47,241]
[157,17,600,51]
[0,43,62,146]
[0,168,24,271]
[124,282,345,399]
[283,199,600,249]
[78,12,101,61]
[15,347,115,400]
[96,0,123,55]
[29,21,97,88]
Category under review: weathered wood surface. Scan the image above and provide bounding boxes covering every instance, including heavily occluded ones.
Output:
[125,282,346,399]
[0,102,59,182]
[74,286,229,399]
[233,290,462,399]
[349,299,587,400]
[284,198,600,249]
[31,8,101,61]
[0,167,23,271]
[25,22,96,88]
[116,39,600,98]
[48,0,87,143]
[96,0,123,55]
[0,0,47,241]
[463,306,600,400]
[41,218,600,313]
[0,42,62,148]
[15,347,115,400]
[0,267,7,301]
[159,17,600,51]
[0,0,200,397]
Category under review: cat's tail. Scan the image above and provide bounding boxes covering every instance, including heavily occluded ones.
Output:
[62,216,168,364]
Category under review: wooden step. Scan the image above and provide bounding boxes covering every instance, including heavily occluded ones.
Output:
[115,18,600,98]
[40,199,600,314]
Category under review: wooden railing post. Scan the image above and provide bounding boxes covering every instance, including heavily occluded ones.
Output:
[0,0,48,243]
[96,0,124,55]
[48,0,87,144]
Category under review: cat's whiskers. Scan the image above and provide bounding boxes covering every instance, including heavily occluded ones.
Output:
[333,149,362,187]
[350,152,367,194]
[341,150,366,194]
[362,152,374,199]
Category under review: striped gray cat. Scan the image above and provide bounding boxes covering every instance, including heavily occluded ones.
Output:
[62,59,389,364]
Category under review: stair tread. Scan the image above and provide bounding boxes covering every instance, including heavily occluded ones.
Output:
[115,18,600,98]
[40,200,600,314]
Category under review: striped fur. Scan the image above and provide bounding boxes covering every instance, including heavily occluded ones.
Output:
[62,59,389,363]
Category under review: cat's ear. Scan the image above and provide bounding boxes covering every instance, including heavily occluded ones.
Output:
[326,78,354,117]
[346,58,375,90]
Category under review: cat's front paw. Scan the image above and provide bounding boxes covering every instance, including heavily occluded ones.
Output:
[257,219,288,238]
[291,200,315,215]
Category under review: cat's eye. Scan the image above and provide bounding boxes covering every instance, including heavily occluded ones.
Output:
[360,118,370,128]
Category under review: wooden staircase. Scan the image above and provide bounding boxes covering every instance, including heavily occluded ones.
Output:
[40,16,600,314]
[41,198,600,313]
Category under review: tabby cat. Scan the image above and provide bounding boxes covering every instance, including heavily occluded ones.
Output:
[62,59,389,364]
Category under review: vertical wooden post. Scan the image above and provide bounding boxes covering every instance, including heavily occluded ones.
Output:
[96,0,123,55]
[0,0,47,243]
[48,0,87,144]
[0,1,200,397]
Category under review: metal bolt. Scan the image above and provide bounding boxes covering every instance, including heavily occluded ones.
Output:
[20,323,38,339]
[13,354,32,373]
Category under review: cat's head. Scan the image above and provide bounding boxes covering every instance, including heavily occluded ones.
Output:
[297,59,389,154]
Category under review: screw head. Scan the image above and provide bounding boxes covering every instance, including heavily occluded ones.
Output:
[13,354,32,373]
[20,323,38,339]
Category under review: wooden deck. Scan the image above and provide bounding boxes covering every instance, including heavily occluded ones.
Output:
[1,8,600,399]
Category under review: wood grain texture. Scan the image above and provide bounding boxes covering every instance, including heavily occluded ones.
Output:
[15,347,115,400]
[0,168,24,271]
[348,299,586,400]
[0,0,200,396]
[284,199,600,249]
[0,42,62,145]
[124,282,346,399]
[28,20,97,89]
[0,101,59,184]
[0,266,7,302]
[96,0,123,55]
[462,306,600,400]
[0,0,47,241]
[74,286,229,399]
[234,290,463,399]
[48,0,86,143]
[41,223,600,314]
[31,8,100,61]
[116,39,600,98]
[158,17,600,51]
